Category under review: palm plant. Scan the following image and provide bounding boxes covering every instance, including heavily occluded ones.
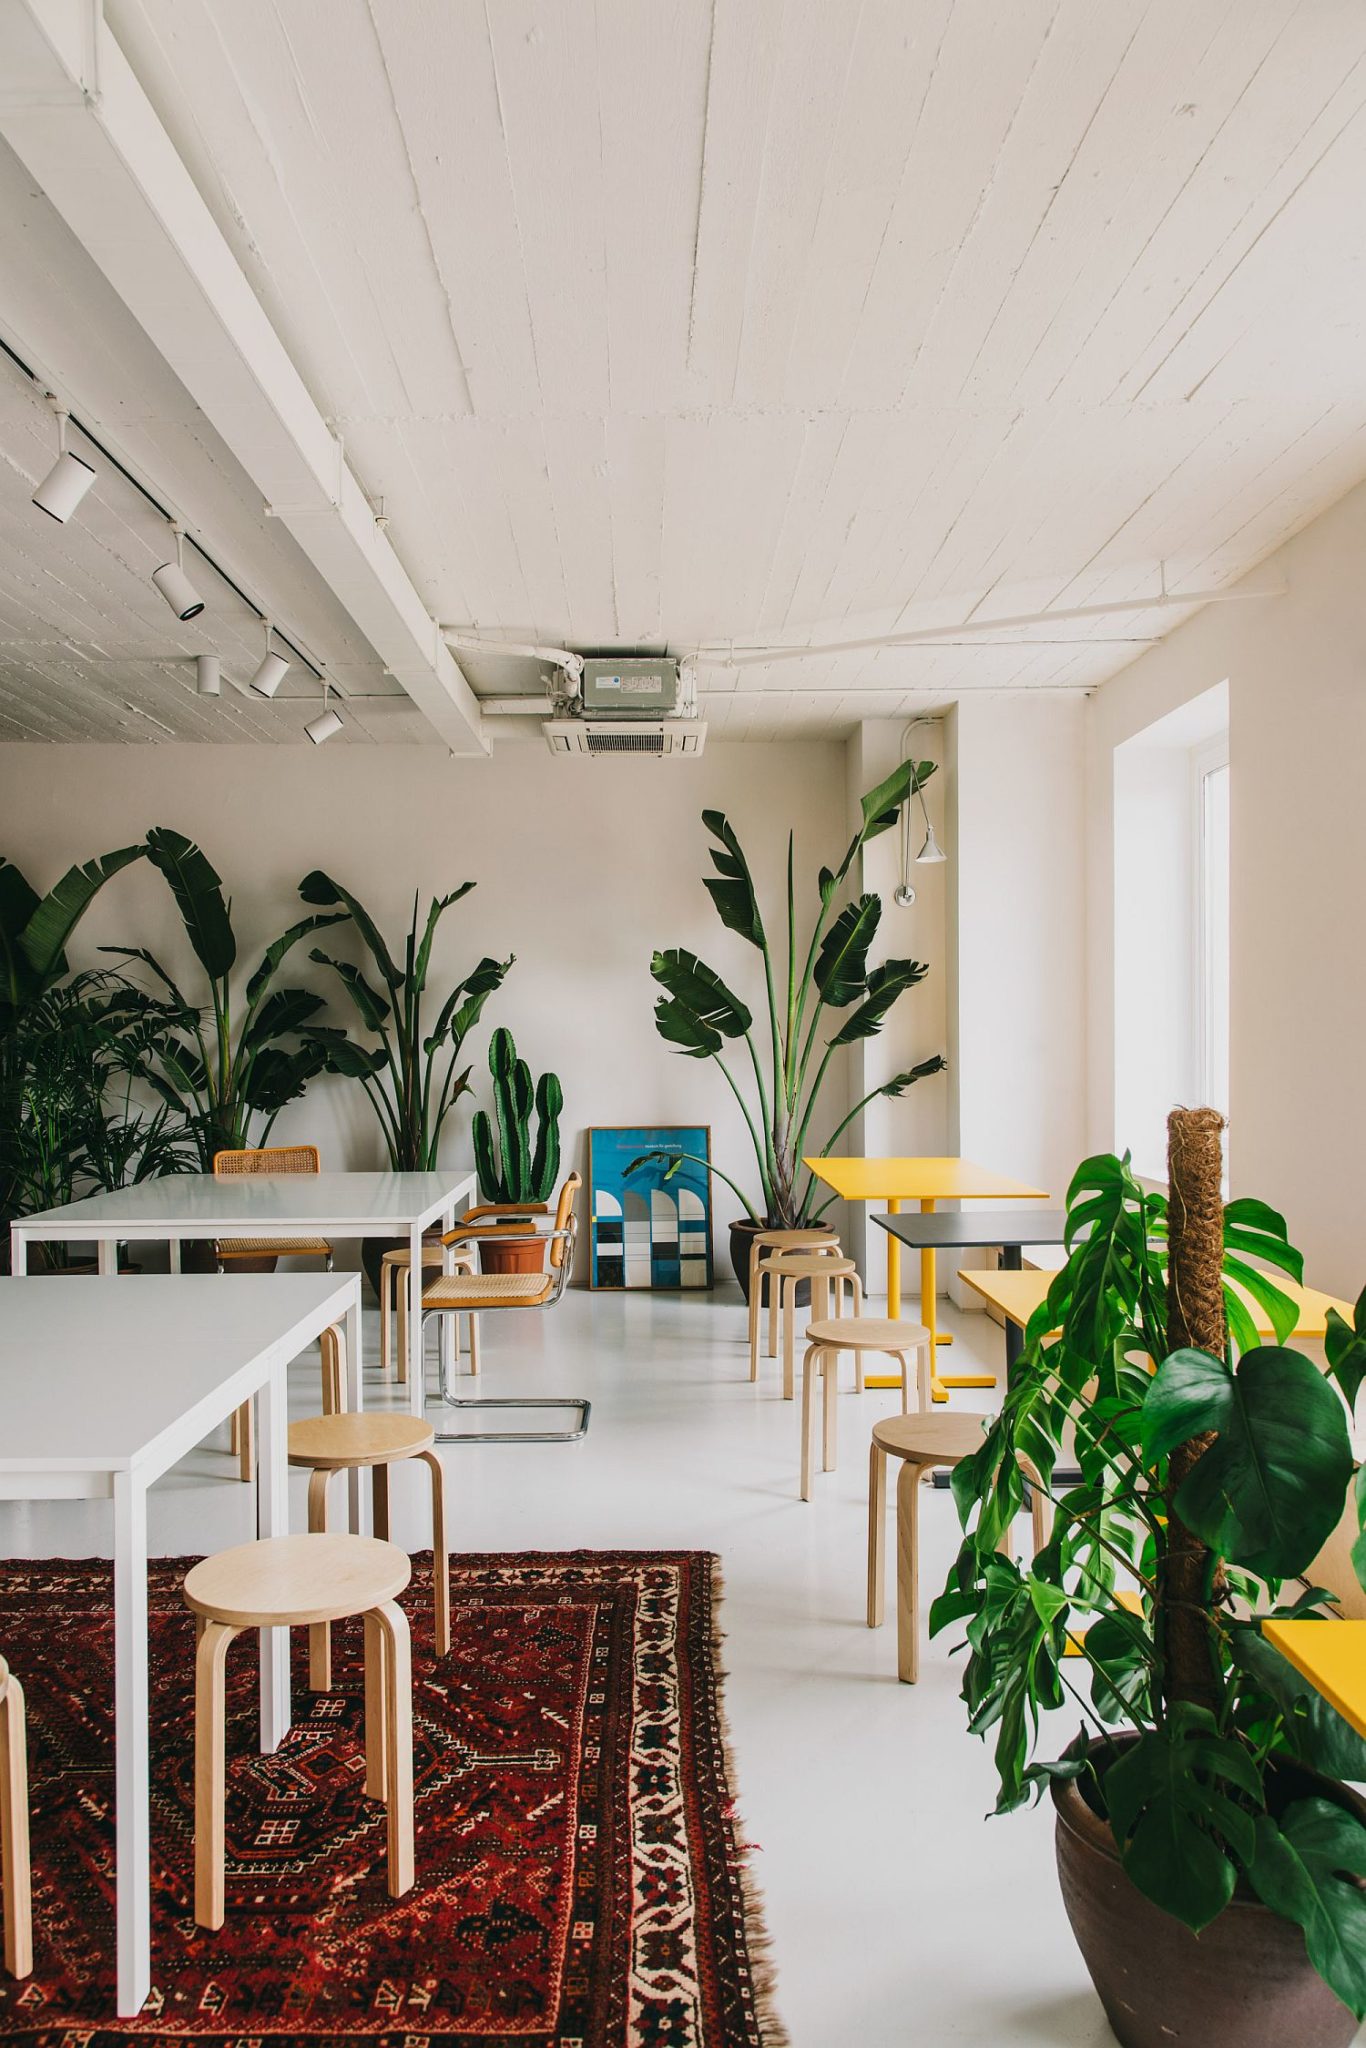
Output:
[935,1120,1366,2022]
[300,870,512,1171]
[112,827,347,1167]
[646,762,946,1226]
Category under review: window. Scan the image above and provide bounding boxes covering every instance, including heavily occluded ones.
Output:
[1196,747,1230,1122]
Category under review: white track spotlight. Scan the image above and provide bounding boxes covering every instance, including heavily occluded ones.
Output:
[151,525,205,620]
[249,617,289,699]
[305,678,342,746]
[32,403,97,524]
[195,654,221,698]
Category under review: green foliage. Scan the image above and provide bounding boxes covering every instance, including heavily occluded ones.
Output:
[113,828,344,1168]
[301,869,512,1172]
[935,1148,1366,2017]
[471,1027,562,1203]
[648,765,947,1226]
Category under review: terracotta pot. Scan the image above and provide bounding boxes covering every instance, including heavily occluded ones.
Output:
[1052,1745,1362,2048]
[480,1235,548,1277]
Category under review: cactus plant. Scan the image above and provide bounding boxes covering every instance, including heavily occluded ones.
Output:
[472,1027,563,1203]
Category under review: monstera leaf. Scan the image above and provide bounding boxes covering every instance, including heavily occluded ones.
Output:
[1105,1705,1263,1931]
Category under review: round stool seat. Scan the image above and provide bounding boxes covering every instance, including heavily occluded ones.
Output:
[762,1252,856,1276]
[755,1228,839,1248]
[871,1412,990,1463]
[289,1412,435,1469]
[184,1533,410,1629]
[806,1317,928,1350]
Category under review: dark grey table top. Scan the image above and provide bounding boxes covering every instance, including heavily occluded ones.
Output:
[874,1209,1068,1249]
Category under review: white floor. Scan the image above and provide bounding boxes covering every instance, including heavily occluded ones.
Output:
[1,1282,1123,2047]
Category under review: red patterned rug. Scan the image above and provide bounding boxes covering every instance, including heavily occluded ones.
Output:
[0,1551,785,2047]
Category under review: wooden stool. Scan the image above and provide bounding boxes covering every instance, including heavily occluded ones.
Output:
[756,1250,861,1399]
[798,1317,931,1501]
[0,1656,31,1980]
[867,1413,1045,1682]
[183,1534,414,1929]
[381,1243,478,1381]
[288,1410,449,1687]
[747,1228,840,1378]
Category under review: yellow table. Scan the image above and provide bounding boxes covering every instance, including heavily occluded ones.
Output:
[1262,1621,1366,1740]
[803,1157,1049,1396]
[956,1266,1352,1348]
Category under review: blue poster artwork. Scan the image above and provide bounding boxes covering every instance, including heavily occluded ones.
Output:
[588,1126,713,1291]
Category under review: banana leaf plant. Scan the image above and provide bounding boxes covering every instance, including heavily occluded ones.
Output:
[472,1027,562,1202]
[108,827,347,1167]
[299,870,512,1172]
[645,762,946,1226]
[1,843,147,1243]
[932,1137,1366,2020]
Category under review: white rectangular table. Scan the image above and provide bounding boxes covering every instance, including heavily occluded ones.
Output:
[9,1169,476,1415]
[0,1271,359,2017]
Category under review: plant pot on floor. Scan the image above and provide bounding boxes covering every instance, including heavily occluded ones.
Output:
[1052,1742,1365,2048]
[480,1235,548,1277]
[728,1218,815,1305]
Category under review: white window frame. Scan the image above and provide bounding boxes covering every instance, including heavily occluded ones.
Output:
[1191,735,1230,1120]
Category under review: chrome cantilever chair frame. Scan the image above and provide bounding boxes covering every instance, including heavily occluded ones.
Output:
[421,1192,589,1446]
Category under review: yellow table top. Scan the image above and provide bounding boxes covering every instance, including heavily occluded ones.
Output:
[956,1265,1353,1340]
[1262,1621,1366,1740]
[803,1156,1049,1203]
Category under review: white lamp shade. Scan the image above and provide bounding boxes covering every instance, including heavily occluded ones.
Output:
[249,650,290,699]
[195,654,221,698]
[152,558,205,620]
[32,448,97,524]
[915,824,947,865]
[305,705,343,745]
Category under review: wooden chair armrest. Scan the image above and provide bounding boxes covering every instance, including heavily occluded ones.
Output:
[440,1222,551,1248]
[461,1202,550,1221]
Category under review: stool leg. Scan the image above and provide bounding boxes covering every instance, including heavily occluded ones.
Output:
[194,1620,237,1930]
[918,1337,931,1412]
[822,1349,838,1472]
[867,1444,887,1628]
[768,1269,779,1359]
[783,1278,797,1401]
[895,1460,924,1683]
[894,1351,910,1415]
[468,1312,480,1375]
[748,1262,762,1381]
[363,1610,390,1803]
[372,1602,414,1898]
[396,1280,408,1386]
[320,1325,344,1416]
[372,1463,391,1543]
[380,1261,392,1379]
[419,1449,450,1656]
[800,1344,820,1500]
[236,1399,254,1485]
[0,1673,32,1979]
[306,1469,334,1691]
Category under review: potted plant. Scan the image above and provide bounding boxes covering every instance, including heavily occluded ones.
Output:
[112,827,347,1168]
[470,1027,563,1275]
[646,764,946,1291]
[934,1108,1366,2048]
[299,869,512,1291]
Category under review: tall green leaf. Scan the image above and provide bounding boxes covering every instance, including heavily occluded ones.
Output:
[654,996,721,1058]
[650,948,753,1037]
[17,844,145,986]
[700,810,766,949]
[827,957,929,1045]
[145,828,235,980]
[812,894,881,1008]
[299,869,403,996]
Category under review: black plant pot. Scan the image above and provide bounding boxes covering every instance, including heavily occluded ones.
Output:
[728,1218,814,1305]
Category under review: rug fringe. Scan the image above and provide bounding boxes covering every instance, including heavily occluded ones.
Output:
[707,1556,793,2048]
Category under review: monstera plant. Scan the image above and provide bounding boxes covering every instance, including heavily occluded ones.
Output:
[935,1112,1366,2046]
[112,827,346,1166]
[645,764,945,1275]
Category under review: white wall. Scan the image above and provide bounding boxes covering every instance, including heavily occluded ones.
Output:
[0,738,852,1281]
[1087,479,1366,1292]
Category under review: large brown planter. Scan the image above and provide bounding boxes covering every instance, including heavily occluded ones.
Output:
[480,1236,547,1277]
[728,1218,816,1304]
[1052,1749,1361,2048]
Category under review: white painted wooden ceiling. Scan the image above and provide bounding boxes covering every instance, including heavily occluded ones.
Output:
[7,0,1366,741]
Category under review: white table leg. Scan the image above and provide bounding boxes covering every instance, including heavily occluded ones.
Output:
[345,1284,367,1535]
[439,1202,456,1392]
[256,1358,291,1753]
[98,1236,117,1277]
[408,1220,424,1420]
[167,1237,181,1275]
[112,1470,151,2017]
[9,1229,26,1276]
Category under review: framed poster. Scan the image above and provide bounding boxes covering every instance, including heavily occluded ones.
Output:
[588,1125,714,1291]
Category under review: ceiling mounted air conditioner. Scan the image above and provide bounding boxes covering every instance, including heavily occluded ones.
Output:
[543,719,707,758]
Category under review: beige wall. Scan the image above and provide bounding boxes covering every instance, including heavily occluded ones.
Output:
[1086,478,1366,1292]
[0,736,854,1279]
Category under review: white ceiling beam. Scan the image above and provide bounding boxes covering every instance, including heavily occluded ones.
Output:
[0,0,487,755]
